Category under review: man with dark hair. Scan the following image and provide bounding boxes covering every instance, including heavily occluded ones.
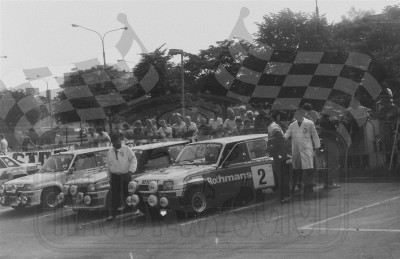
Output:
[285,108,321,194]
[263,114,291,203]
[106,133,137,221]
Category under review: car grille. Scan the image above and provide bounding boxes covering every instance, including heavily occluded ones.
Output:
[137,184,163,192]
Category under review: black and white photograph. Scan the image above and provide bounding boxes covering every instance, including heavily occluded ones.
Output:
[0,0,400,258]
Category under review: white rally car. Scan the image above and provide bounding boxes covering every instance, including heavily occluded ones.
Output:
[127,134,276,220]
[0,155,40,185]
[0,147,109,210]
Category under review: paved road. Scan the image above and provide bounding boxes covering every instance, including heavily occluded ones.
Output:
[1,181,400,259]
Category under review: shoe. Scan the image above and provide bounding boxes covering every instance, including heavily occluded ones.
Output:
[281,197,291,203]
[329,183,341,188]
[106,216,115,222]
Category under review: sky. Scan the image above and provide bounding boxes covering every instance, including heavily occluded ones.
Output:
[0,0,398,92]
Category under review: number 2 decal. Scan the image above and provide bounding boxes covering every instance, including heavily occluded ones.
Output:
[251,164,275,189]
[258,169,267,185]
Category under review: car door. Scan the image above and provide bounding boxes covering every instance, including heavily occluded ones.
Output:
[214,142,252,199]
[247,139,275,189]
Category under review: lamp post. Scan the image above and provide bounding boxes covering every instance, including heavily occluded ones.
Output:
[26,75,58,129]
[71,24,127,68]
[168,49,185,117]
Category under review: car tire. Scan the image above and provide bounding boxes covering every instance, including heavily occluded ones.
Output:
[189,190,208,214]
[41,187,61,209]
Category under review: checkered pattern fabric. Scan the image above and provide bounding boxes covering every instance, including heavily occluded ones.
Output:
[213,41,383,146]
[53,64,159,122]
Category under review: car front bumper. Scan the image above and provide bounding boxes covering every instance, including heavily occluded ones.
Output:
[60,190,109,210]
[0,189,42,208]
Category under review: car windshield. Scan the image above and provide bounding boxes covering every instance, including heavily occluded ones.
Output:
[175,143,222,165]
[41,154,73,173]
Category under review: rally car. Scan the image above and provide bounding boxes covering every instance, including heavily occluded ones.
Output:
[0,155,40,185]
[127,134,275,220]
[58,141,188,213]
[0,147,109,210]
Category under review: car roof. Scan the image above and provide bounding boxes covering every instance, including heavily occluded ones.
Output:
[189,134,268,145]
[59,147,110,155]
[132,140,189,151]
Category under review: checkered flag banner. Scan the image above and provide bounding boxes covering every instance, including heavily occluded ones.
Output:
[213,39,383,147]
[53,64,158,122]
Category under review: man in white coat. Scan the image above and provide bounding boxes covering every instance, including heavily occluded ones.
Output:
[285,107,321,194]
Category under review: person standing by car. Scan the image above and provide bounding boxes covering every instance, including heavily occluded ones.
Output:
[106,133,137,221]
[0,134,8,155]
[86,127,99,148]
[96,126,111,147]
[262,115,290,203]
[285,107,321,194]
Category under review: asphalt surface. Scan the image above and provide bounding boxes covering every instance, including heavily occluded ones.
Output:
[1,180,400,259]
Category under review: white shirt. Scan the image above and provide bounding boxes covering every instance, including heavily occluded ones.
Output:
[0,139,8,154]
[106,145,137,175]
[209,118,223,130]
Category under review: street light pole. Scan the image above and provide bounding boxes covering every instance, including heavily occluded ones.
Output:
[168,49,185,117]
[26,75,58,129]
[71,24,127,68]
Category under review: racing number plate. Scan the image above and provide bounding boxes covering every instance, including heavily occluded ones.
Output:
[251,164,274,189]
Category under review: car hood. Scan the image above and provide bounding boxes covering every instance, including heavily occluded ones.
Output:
[4,172,62,187]
[65,169,108,185]
[135,164,215,185]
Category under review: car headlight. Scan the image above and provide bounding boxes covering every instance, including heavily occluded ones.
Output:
[10,185,17,194]
[128,181,138,193]
[87,184,95,192]
[148,181,158,193]
[57,193,65,204]
[23,184,33,191]
[62,185,70,195]
[76,192,84,202]
[83,195,91,205]
[0,185,4,194]
[159,197,169,208]
[70,185,78,196]
[163,181,174,191]
[148,195,158,207]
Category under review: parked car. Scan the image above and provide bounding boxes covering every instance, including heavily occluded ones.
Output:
[0,147,109,210]
[0,155,40,185]
[127,134,275,220]
[58,140,188,213]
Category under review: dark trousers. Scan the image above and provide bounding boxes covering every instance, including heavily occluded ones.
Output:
[109,173,130,217]
[293,169,314,193]
[273,159,289,199]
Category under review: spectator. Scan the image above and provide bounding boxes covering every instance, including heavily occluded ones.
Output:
[237,105,247,121]
[285,107,321,194]
[143,119,157,139]
[133,120,144,139]
[183,116,198,138]
[0,134,8,155]
[87,127,99,148]
[106,133,137,222]
[245,110,255,127]
[197,117,211,140]
[209,113,223,138]
[21,131,36,152]
[223,109,237,136]
[171,113,187,138]
[122,123,134,140]
[157,119,172,139]
[303,103,320,125]
[235,118,244,135]
[96,126,111,147]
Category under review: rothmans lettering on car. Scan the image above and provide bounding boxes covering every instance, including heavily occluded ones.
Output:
[206,172,252,185]
[142,179,160,184]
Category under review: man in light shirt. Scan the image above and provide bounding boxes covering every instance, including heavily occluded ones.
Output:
[0,134,8,155]
[106,133,137,221]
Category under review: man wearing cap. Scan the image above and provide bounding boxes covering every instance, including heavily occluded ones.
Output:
[285,106,321,194]
[106,133,137,221]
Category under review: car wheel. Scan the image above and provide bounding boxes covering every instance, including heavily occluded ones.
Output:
[190,191,208,214]
[41,187,61,209]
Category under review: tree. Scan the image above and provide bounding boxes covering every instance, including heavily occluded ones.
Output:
[255,8,333,51]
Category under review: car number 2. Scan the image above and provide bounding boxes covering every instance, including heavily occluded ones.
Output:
[251,164,274,189]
